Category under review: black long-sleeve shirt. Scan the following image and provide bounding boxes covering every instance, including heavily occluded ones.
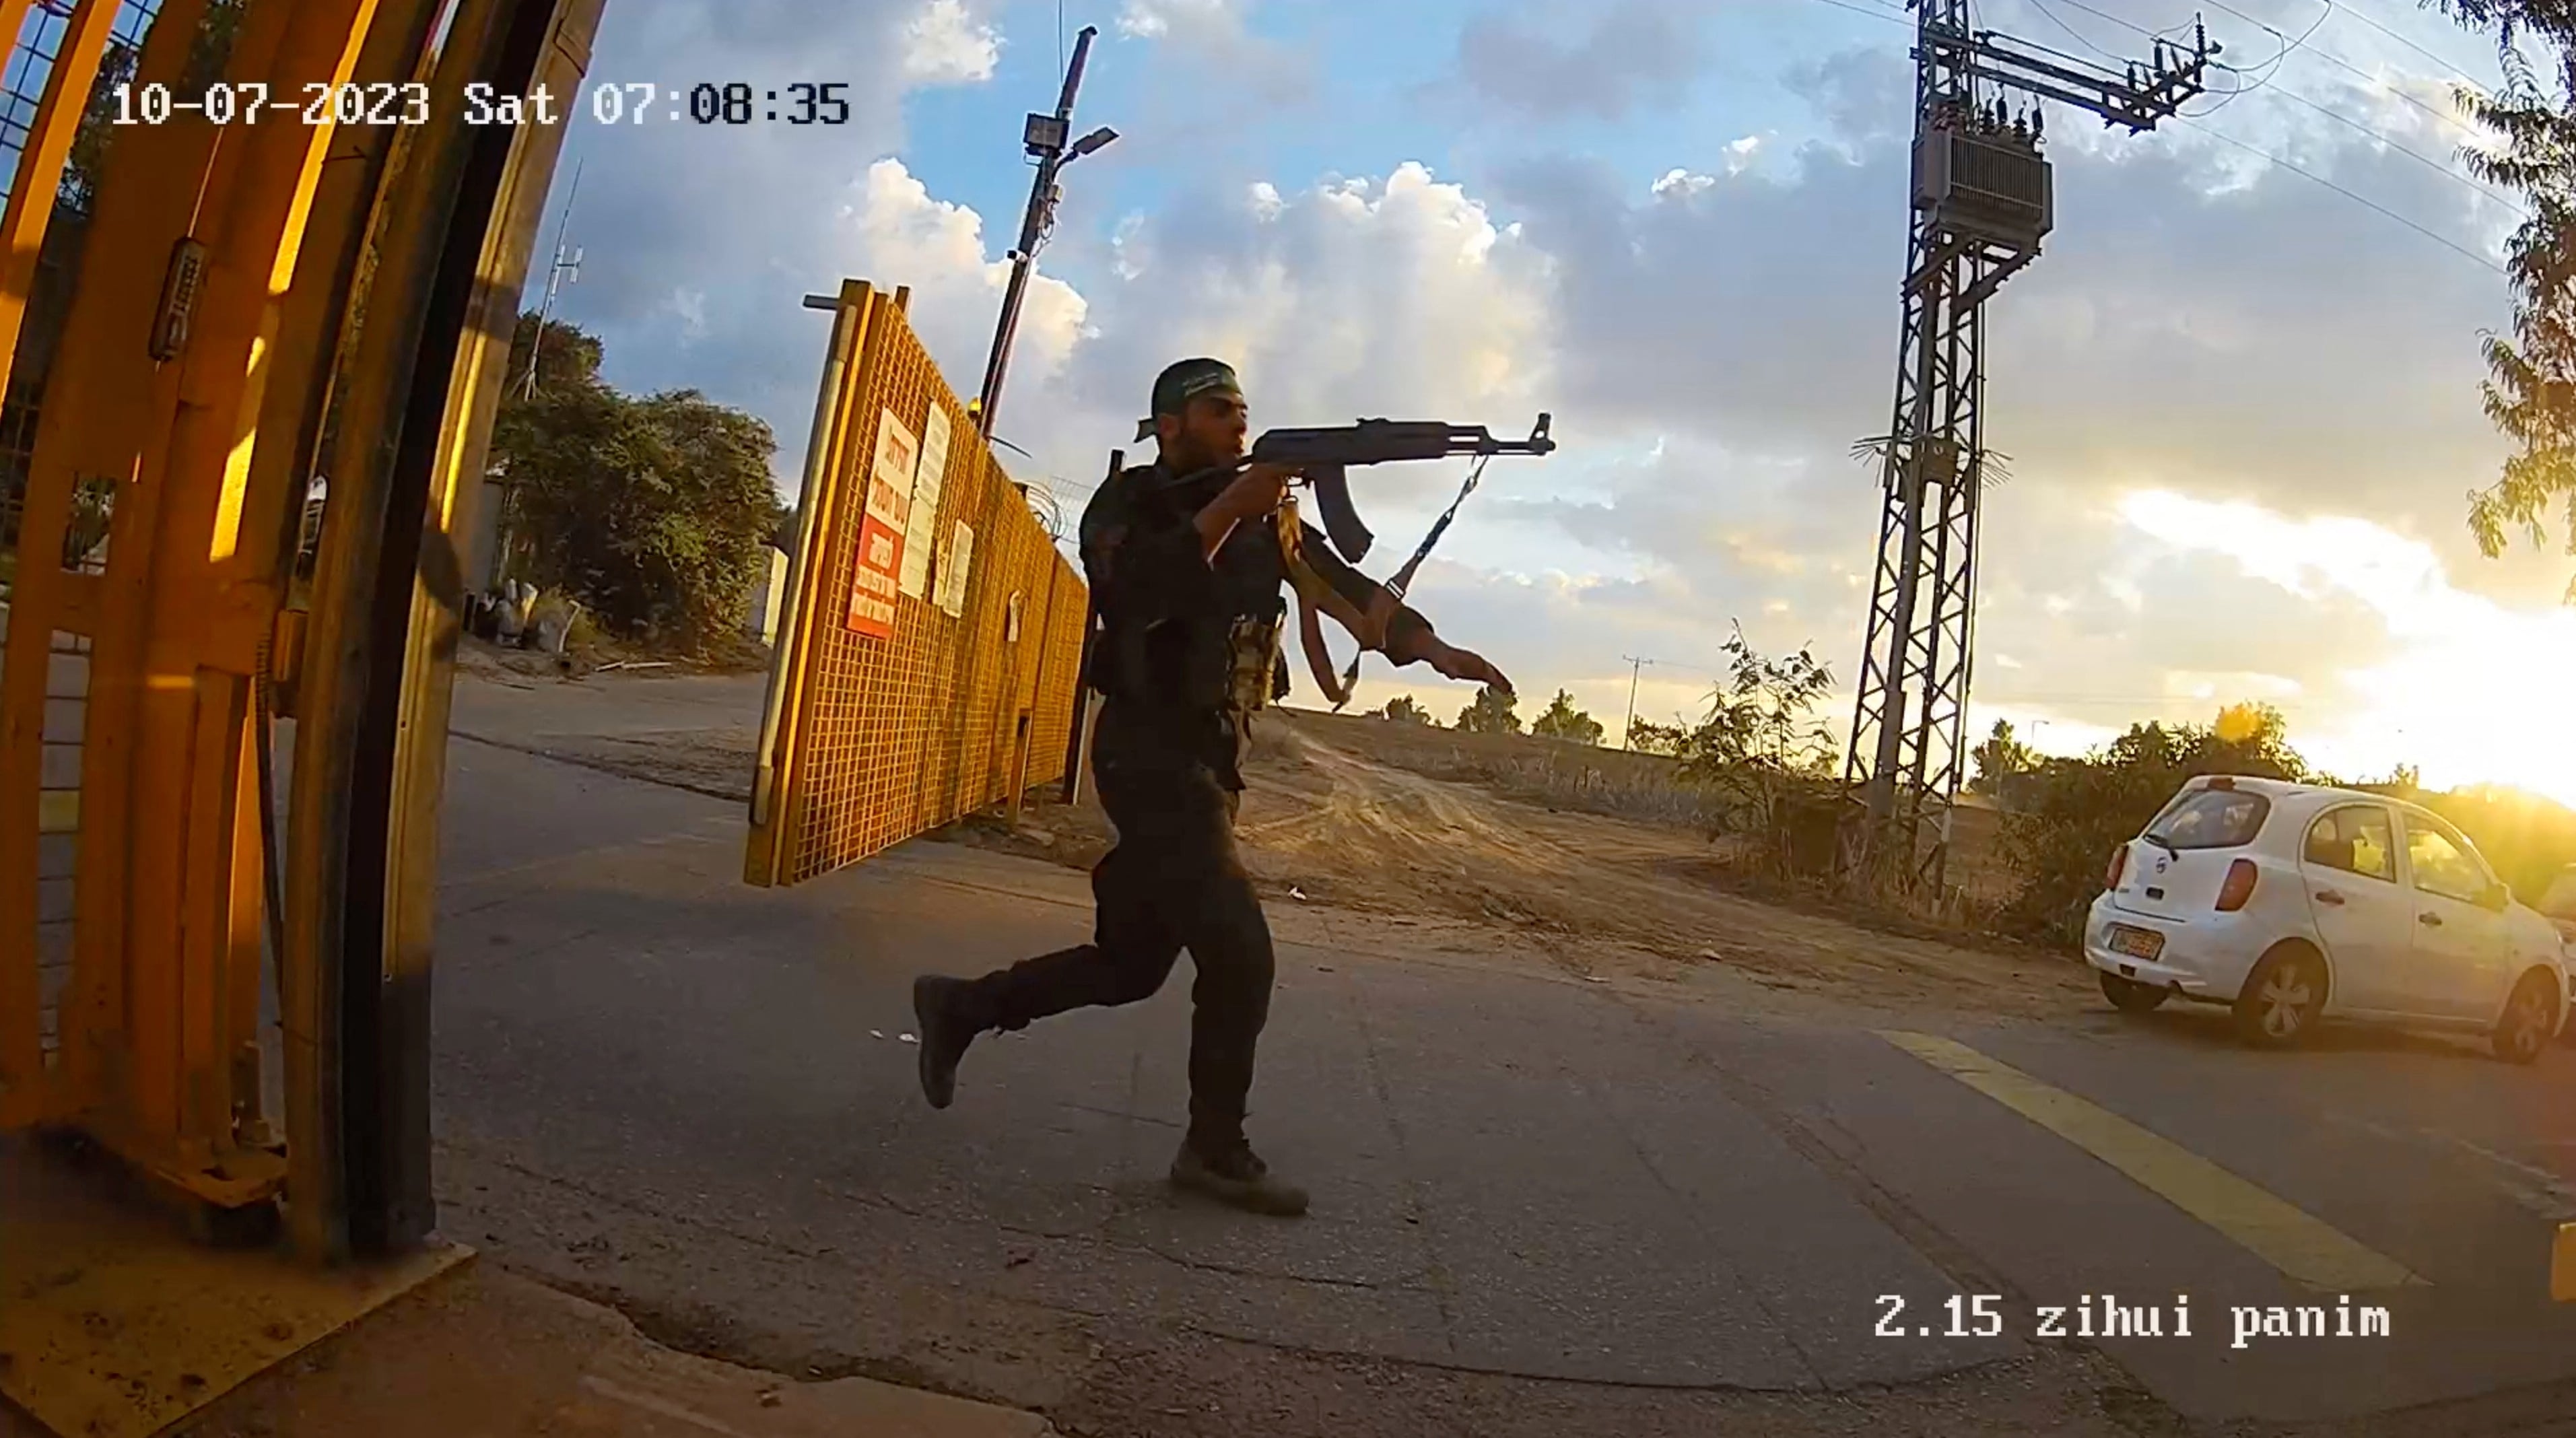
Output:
[1079,459,1421,786]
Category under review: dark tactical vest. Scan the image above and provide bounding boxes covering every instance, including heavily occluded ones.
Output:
[1080,462,1292,720]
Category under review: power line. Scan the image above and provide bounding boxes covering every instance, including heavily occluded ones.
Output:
[1804,0,1917,25]
[2202,0,2493,147]
[2023,0,2143,67]
[2256,82,2525,213]
[2197,0,2335,102]
[2175,112,2507,271]
[2331,0,2495,82]
[2028,0,2493,174]
[2059,0,2524,223]
[1778,0,2508,274]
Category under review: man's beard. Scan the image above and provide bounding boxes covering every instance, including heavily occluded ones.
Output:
[1166,434,1242,476]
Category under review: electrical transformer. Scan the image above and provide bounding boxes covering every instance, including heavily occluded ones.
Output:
[1911,121,2054,252]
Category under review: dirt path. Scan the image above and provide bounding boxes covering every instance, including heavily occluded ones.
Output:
[965,718,2093,1021]
[443,673,2089,1020]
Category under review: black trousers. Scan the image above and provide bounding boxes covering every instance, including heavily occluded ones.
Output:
[959,706,1277,1148]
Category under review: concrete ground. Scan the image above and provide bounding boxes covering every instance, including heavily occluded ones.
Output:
[129,673,2576,1435]
[158,1264,1056,1438]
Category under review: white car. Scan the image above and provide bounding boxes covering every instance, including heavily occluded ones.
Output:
[2082,775,2570,1062]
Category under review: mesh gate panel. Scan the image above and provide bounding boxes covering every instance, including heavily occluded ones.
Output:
[770,294,1087,886]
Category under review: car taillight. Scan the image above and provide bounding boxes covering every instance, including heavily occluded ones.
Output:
[2106,844,2128,891]
[2216,858,2258,912]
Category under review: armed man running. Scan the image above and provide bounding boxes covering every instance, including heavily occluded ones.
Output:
[910,358,1524,1217]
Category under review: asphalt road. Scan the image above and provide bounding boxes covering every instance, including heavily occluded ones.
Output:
[428,674,2576,1437]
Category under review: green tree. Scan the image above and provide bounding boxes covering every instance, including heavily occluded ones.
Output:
[491,316,783,646]
[1372,695,1435,726]
[1454,685,1521,734]
[1529,689,1604,745]
[1626,716,1686,755]
[1666,625,1839,833]
[2431,1,2576,594]
[1969,718,2037,794]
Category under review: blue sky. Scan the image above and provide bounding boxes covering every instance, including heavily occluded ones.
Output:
[530,0,2576,802]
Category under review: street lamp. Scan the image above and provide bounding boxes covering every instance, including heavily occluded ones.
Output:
[974,27,1116,440]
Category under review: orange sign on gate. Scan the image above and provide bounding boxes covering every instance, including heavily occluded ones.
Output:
[846,406,916,637]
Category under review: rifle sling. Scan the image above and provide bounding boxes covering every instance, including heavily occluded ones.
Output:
[1330,454,1491,708]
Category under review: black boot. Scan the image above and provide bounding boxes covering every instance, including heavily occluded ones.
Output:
[1170,1134,1310,1217]
[912,975,982,1109]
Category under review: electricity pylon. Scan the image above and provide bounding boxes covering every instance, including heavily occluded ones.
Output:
[1841,1,2216,890]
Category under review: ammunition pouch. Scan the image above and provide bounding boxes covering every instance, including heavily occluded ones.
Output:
[1225,613,1285,714]
[1094,607,1285,717]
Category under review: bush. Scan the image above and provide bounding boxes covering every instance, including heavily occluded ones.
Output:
[1664,625,1839,839]
[1998,707,2310,944]
[1454,684,1520,734]
[1371,695,1435,726]
[1530,689,1604,745]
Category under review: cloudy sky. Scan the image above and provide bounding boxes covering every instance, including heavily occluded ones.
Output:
[538,0,2576,803]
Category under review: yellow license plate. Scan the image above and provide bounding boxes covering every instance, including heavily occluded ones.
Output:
[2109,926,2164,961]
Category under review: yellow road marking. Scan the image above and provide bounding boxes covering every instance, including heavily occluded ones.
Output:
[2554,1223,2576,1302]
[1880,1030,2424,1293]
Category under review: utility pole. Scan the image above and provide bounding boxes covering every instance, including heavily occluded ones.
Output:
[974,26,1118,442]
[1621,655,1654,751]
[1841,7,2214,891]
[519,158,584,401]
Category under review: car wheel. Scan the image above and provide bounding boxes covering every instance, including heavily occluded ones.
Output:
[2233,945,2326,1049]
[2492,971,2559,1066]
[2099,970,2170,1015]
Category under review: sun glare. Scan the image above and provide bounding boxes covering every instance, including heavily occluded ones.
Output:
[2115,492,2576,809]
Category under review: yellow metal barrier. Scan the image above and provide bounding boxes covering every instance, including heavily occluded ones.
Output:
[748,284,1089,887]
[0,0,386,1180]
[0,0,592,1247]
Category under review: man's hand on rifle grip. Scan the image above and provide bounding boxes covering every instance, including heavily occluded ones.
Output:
[1195,462,1299,563]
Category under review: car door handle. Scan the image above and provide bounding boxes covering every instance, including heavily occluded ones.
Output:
[2315,889,2346,905]
[2419,912,2444,928]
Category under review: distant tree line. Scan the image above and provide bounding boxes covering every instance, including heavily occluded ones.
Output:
[490,314,789,650]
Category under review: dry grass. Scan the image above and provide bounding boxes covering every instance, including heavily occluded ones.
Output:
[1271,710,1734,832]
[1270,707,2047,951]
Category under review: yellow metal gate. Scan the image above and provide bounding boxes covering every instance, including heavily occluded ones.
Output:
[747,281,1088,888]
[0,0,594,1260]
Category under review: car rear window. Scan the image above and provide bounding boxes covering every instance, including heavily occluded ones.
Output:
[2145,788,2272,850]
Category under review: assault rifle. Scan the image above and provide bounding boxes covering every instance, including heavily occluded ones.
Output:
[1163,414,1555,561]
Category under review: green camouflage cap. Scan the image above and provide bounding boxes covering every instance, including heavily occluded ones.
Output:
[1136,357,1243,442]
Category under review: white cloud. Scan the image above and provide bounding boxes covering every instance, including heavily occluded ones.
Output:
[1451,0,1705,122]
[668,288,709,343]
[843,158,1089,392]
[1649,168,1714,199]
[1108,0,1306,100]
[901,0,1001,85]
[1117,0,1242,40]
[1099,162,1553,417]
[965,160,1558,515]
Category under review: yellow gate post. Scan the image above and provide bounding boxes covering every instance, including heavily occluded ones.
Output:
[747,280,880,887]
[0,0,596,1247]
[0,0,118,1132]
